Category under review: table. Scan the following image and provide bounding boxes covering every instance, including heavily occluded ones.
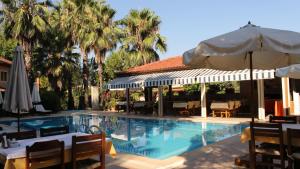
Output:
[240,123,300,146]
[0,132,117,169]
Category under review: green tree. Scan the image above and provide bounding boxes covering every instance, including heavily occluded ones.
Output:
[0,0,51,71]
[120,8,167,66]
[60,0,102,108]
[0,31,18,60]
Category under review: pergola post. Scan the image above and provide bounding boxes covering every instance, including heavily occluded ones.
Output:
[281,77,290,116]
[200,83,207,118]
[257,79,265,120]
[291,80,300,115]
[126,88,130,114]
[158,86,164,117]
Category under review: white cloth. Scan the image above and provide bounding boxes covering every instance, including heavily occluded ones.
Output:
[183,23,300,70]
[0,132,89,159]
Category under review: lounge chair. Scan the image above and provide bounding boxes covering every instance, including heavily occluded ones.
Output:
[173,102,189,116]
[32,102,52,114]
[210,102,229,117]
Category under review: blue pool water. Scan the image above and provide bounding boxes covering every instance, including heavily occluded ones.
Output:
[0,115,247,159]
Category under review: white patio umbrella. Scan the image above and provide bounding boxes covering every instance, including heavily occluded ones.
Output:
[183,22,300,121]
[2,45,33,132]
[276,64,300,114]
[276,64,300,79]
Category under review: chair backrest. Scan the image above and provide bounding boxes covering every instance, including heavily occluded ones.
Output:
[72,133,106,169]
[287,128,300,156]
[26,139,64,169]
[40,126,69,137]
[5,130,37,140]
[269,116,297,124]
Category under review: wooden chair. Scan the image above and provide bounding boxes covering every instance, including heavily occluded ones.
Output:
[269,116,297,124]
[26,140,64,169]
[5,130,36,140]
[287,128,300,169]
[40,126,69,137]
[72,133,106,169]
[249,122,285,169]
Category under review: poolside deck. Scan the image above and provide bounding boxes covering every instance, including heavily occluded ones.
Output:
[0,110,251,169]
[106,134,248,169]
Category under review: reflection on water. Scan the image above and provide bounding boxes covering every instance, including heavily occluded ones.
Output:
[1,115,246,159]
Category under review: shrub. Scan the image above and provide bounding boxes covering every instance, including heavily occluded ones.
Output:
[40,90,61,112]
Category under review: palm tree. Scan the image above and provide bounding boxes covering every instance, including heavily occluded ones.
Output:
[84,2,121,107]
[60,0,100,108]
[120,8,167,66]
[0,0,51,72]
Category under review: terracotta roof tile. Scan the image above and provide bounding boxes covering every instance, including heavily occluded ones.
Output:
[124,56,188,75]
[0,57,12,65]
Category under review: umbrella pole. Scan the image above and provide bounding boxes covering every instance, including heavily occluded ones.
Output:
[17,109,20,132]
[249,51,255,122]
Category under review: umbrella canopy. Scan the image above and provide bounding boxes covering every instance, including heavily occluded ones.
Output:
[276,64,300,79]
[3,45,32,131]
[0,92,3,105]
[32,82,41,103]
[183,22,300,70]
[183,22,300,121]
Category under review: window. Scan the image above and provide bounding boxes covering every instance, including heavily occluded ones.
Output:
[1,72,7,81]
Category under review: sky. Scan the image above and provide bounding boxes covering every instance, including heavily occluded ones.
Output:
[107,0,300,59]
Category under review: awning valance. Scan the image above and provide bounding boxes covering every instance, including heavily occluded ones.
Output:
[106,69,275,89]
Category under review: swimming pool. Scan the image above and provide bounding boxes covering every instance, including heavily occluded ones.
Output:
[0,115,247,159]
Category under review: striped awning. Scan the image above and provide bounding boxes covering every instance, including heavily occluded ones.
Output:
[106,69,275,89]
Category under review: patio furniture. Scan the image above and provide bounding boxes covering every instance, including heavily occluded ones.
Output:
[132,101,146,114]
[5,130,37,140]
[0,132,116,169]
[173,102,189,116]
[72,133,106,169]
[26,139,64,169]
[210,102,229,117]
[187,101,200,115]
[249,122,285,169]
[269,116,297,124]
[40,126,69,137]
[287,128,300,169]
[115,101,127,112]
[241,123,300,146]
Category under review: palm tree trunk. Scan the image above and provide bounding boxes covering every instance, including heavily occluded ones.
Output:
[81,48,89,108]
[96,49,105,109]
[20,39,32,71]
[67,73,74,110]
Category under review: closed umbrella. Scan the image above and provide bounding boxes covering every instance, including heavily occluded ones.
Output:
[276,64,300,114]
[2,45,32,132]
[0,92,3,105]
[31,82,49,113]
[183,22,300,121]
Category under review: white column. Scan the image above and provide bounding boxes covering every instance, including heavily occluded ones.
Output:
[200,83,207,118]
[126,88,130,114]
[281,77,290,116]
[293,91,300,115]
[91,86,99,110]
[257,80,265,120]
[158,86,164,117]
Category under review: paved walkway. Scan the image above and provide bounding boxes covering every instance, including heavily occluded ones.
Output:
[105,134,248,169]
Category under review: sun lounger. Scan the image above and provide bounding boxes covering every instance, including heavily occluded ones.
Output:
[173,102,189,116]
[32,102,52,114]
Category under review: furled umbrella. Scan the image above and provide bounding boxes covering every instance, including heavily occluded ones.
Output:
[31,82,50,113]
[2,45,33,132]
[183,22,300,122]
[276,64,300,114]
